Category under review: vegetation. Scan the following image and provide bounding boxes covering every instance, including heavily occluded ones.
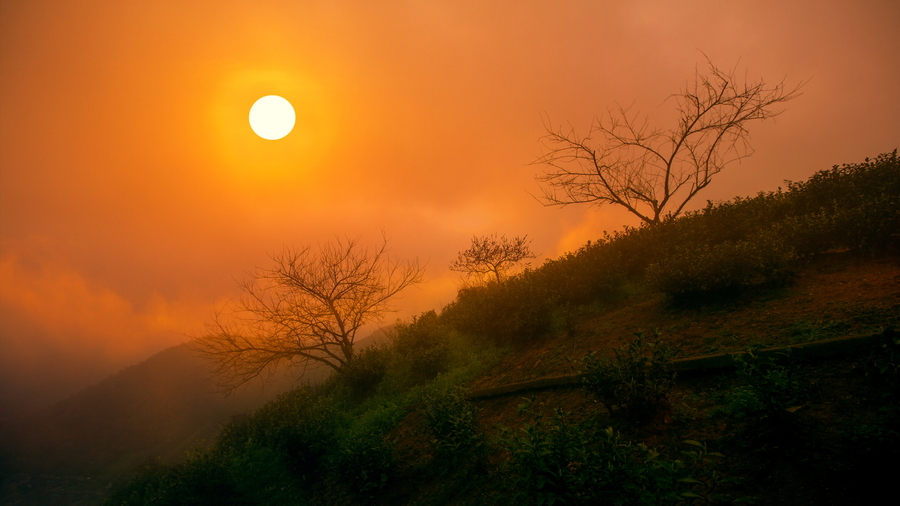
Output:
[497,400,739,505]
[450,234,537,284]
[733,348,802,415]
[579,331,676,422]
[191,235,424,391]
[104,151,899,505]
[421,386,485,471]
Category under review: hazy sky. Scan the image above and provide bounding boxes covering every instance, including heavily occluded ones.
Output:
[2,0,898,415]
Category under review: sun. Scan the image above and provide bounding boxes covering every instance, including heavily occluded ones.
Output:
[249,95,296,140]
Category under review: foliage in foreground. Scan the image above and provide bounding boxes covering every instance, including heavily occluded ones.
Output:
[421,386,486,472]
[106,389,339,505]
[106,325,501,506]
[580,331,677,423]
[498,399,740,506]
[733,348,802,415]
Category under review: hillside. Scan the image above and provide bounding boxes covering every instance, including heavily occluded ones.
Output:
[0,344,326,505]
[469,250,899,392]
[381,251,898,505]
[94,253,899,506]
[0,324,399,506]
[53,151,900,505]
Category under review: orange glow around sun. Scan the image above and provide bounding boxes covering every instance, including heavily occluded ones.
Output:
[209,69,337,185]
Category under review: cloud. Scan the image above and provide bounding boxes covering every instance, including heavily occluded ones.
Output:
[0,253,202,354]
[2,0,899,415]
[0,251,209,415]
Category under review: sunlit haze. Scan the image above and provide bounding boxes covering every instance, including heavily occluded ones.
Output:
[1,0,898,417]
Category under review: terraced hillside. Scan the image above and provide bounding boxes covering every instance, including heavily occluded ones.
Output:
[379,251,898,506]
[101,151,899,506]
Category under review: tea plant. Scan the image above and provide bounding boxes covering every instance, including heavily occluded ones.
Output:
[334,344,393,403]
[329,430,396,497]
[646,231,796,301]
[679,440,749,504]
[392,310,453,384]
[421,386,486,471]
[441,268,558,344]
[708,386,765,419]
[215,387,337,478]
[497,399,736,505]
[733,348,801,415]
[579,330,676,422]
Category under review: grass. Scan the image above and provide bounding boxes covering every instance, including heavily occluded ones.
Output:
[779,318,851,342]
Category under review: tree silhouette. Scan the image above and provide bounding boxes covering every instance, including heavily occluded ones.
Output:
[192,235,424,391]
[535,57,803,225]
[450,234,536,284]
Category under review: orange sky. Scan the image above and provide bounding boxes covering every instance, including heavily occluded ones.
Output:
[2,0,898,416]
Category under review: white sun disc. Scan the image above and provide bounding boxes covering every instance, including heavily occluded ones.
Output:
[249,95,296,140]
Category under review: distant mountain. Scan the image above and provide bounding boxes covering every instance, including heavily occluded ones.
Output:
[0,325,397,482]
[0,342,329,481]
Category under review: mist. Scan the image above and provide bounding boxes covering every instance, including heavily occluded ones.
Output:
[1,0,898,487]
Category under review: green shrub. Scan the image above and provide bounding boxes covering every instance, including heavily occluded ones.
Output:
[215,387,337,478]
[104,460,185,506]
[678,440,747,504]
[785,150,900,253]
[625,151,898,301]
[392,310,453,384]
[708,386,766,419]
[107,400,324,505]
[340,345,393,402]
[421,386,485,471]
[329,430,395,497]
[769,210,840,258]
[579,331,676,422]
[497,400,734,505]
[105,450,244,506]
[646,231,796,300]
[834,192,900,252]
[440,240,624,345]
[441,268,558,344]
[537,240,626,306]
[786,150,899,214]
[600,224,668,277]
[733,348,801,415]
[227,443,305,504]
[350,401,405,435]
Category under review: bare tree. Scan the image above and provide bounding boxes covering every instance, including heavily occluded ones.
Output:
[450,234,536,284]
[534,57,803,225]
[191,235,424,391]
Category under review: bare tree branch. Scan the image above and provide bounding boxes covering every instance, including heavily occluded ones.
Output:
[534,56,803,225]
[190,235,425,392]
[450,234,536,284]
